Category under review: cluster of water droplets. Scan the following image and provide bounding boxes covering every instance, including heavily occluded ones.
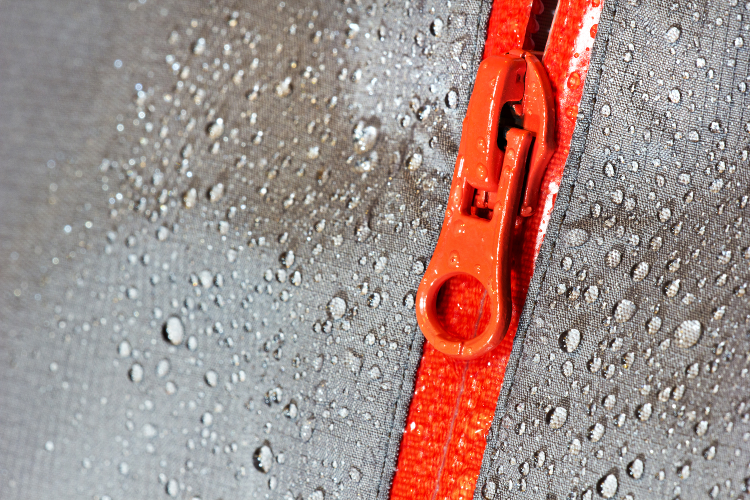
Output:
[34,0,492,498]
[480,2,750,498]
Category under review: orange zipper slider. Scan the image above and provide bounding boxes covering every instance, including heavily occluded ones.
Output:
[416,50,555,360]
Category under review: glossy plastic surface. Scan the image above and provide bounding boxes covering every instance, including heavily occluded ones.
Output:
[416,52,554,360]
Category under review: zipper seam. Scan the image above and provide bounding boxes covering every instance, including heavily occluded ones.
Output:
[375,1,495,497]
[430,290,488,498]
[470,1,617,497]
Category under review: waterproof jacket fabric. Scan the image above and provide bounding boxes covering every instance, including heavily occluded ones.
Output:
[2,1,750,500]
[0,0,491,498]
[475,0,750,498]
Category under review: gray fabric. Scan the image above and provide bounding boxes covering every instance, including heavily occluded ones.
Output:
[0,0,491,499]
[475,0,750,498]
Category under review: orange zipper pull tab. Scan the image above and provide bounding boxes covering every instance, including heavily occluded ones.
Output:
[416,51,555,360]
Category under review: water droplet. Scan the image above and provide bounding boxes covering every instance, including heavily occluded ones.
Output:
[628,458,644,479]
[407,153,423,170]
[129,363,144,383]
[566,228,589,247]
[209,183,225,202]
[155,358,170,378]
[207,118,224,139]
[275,77,293,97]
[164,316,184,345]
[482,480,496,499]
[600,104,611,117]
[253,442,274,473]
[665,25,681,43]
[597,474,618,498]
[669,88,681,103]
[588,422,605,442]
[559,329,581,353]
[546,406,568,429]
[674,320,702,348]
[631,261,650,281]
[353,121,379,153]
[613,299,636,323]
[204,369,219,387]
[328,297,346,320]
[606,249,622,268]
[637,403,652,421]
[307,488,325,500]
[430,17,444,37]
[118,340,132,357]
[445,89,459,109]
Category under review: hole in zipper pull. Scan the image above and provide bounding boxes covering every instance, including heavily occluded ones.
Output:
[526,0,559,52]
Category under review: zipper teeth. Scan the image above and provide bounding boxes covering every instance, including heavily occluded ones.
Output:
[430,290,487,497]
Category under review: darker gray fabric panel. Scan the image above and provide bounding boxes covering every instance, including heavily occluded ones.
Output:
[0,1,490,499]
[476,0,750,499]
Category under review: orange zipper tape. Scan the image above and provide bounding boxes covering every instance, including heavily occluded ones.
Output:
[391,0,604,498]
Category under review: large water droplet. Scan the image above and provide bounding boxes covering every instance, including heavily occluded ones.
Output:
[597,474,618,498]
[674,320,702,348]
[546,407,568,429]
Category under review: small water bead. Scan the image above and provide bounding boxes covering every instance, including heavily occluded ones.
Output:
[665,25,681,43]
[209,183,225,202]
[204,369,219,387]
[156,359,171,378]
[637,403,652,421]
[704,445,716,460]
[622,352,635,368]
[193,37,206,55]
[183,188,197,208]
[275,77,293,97]
[589,356,602,373]
[118,340,132,357]
[562,360,574,377]
[669,88,681,103]
[166,478,179,497]
[664,279,681,297]
[546,406,568,429]
[646,316,662,335]
[631,262,650,282]
[352,121,379,153]
[207,118,224,139]
[482,480,496,499]
[407,153,423,170]
[584,285,599,303]
[589,422,605,442]
[164,316,184,345]
[606,249,622,268]
[253,442,274,473]
[328,297,347,320]
[129,363,144,383]
[628,458,644,479]
[559,329,581,353]
[613,299,636,323]
[566,228,589,247]
[307,488,325,500]
[600,104,611,117]
[674,320,702,348]
[430,17,444,37]
[201,412,213,426]
[445,89,459,109]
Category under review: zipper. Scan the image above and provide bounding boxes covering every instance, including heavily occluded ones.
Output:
[416,49,556,361]
[391,0,604,498]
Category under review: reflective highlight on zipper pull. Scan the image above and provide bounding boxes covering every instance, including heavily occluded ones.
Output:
[416,50,555,360]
